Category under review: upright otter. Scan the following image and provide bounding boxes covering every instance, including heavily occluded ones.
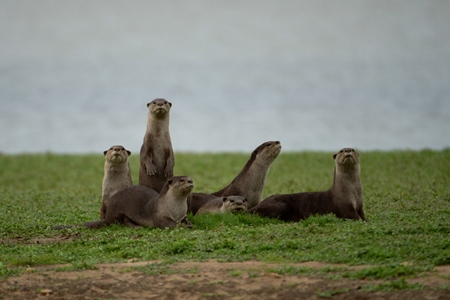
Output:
[53,176,194,230]
[100,145,132,219]
[212,141,281,208]
[188,141,281,214]
[139,98,174,193]
[196,196,248,215]
[249,148,365,221]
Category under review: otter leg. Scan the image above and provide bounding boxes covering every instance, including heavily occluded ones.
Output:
[337,204,363,220]
[156,217,179,229]
[164,154,174,178]
[99,202,107,220]
[180,216,193,228]
[144,155,157,176]
[123,217,141,228]
[357,207,366,221]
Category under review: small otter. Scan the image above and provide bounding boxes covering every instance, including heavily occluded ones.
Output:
[249,148,365,221]
[100,145,132,219]
[139,98,174,193]
[196,196,248,215]
[53,176,194,230]
[211,141,281,209]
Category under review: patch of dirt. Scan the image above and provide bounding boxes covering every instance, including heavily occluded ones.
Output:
[1,261,449,300]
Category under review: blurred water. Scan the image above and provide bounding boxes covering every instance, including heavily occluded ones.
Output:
[1,0,449,154]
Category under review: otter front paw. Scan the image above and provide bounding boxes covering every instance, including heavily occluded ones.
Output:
[146,164,157,176]
[164,166,173,178]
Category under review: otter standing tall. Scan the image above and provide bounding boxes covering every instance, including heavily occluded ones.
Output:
[139,98,174,193]
[100,145,132,219]
[249,148,365,221]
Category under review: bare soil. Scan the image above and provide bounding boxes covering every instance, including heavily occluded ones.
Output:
[1,260,449,300]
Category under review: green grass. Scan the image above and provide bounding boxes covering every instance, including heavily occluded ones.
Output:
[0,149,449,289]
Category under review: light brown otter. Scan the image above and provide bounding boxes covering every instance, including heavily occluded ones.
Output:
[100,145,132,219]
[139,98,174,193]
[196,196,248,215]
[187,141,281,214]
[249,148,365,221]
[53,176,194,230]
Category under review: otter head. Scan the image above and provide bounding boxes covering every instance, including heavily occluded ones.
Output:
[162,176,194,199]
[104,145,131,164]
[222,196,248,213]
[333,148,360,172]
[147,98,172,118]
[251,141,282,163]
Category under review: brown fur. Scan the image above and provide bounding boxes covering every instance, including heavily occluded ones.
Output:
[187,141,281,214]
[249,148,365,221]
[196,196,248,215]
[187,193,218,215]
[139,98,174,193]
[53,176,194,230]
[100,145,132,219]
[211,141,281,209]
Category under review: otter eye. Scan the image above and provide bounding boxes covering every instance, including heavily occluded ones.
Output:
[230,199,234,203]
[168,180,173,185]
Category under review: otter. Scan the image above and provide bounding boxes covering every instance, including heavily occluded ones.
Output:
[139,98,174,193]
[212,141,281,208]
[100,145,132,219]
[187,141,281,214]
[53,176,194,230]
[249,148,365,221]
[196,196,248,215]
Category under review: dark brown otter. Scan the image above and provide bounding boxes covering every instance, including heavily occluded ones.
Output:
[187,141,281,214]
[249,148,365,221]
[139,98,174,193]
[196,196,248,215]
[100,145,132,219]
[53,176,194,230]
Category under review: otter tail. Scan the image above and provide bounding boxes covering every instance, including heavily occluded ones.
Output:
[51,224,76,230]
[83,220,107,229]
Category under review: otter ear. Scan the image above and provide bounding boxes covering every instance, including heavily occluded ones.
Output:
[168,102,172,107]
[126,150,131,156]
[168,179,173,185]
[333,153,337,159]
[103,150,108,156]
[147,102,151,107]
[243,197,248,202]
